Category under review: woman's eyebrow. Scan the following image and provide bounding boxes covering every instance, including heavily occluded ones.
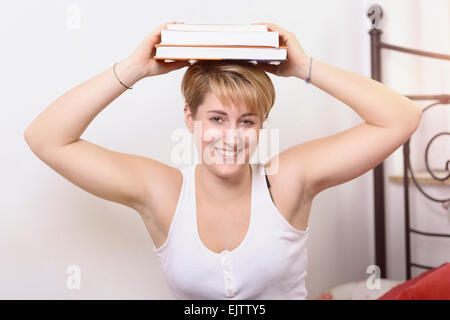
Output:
[241,112,258,118]
[207,110,258,117]
[207,110,228,115]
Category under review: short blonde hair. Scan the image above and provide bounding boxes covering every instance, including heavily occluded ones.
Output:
[181,60,275,124]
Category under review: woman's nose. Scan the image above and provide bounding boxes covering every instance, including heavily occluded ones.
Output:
[222,127,244,147]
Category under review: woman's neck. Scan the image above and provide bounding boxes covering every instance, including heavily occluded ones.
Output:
[195,163,252,204]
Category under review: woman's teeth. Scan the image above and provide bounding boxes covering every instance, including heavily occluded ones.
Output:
[214,147,241,157]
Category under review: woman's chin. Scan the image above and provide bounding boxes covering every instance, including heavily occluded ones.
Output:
[211,162,247,178]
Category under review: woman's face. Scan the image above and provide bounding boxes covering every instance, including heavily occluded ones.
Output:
[185,91,261,176]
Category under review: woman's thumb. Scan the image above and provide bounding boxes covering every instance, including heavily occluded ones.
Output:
[165,60,191,71]
[259,63,278,75]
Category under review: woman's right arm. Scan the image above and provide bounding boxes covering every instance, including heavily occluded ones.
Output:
[24,21,190,214]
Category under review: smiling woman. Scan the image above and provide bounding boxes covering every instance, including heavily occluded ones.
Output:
[23,19,422,301]
[180,60,277,175]
[23,21,313,301]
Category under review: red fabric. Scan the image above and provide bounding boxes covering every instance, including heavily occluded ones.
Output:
[378,263,450,300]
[395,263,450,300]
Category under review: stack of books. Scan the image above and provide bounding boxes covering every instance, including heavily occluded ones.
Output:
[154,24,287,65]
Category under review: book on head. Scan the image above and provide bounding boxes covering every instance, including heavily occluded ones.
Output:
[156,23,287,64]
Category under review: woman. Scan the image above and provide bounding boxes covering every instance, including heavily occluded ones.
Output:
[24,21,422,300]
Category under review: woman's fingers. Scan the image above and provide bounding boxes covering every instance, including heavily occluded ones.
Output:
[129,21,187,77]
[251,22,308,78]
[252,22,289,34]
[145,21,184,47]
[161,60,191,72]
[251,22,291,46]
[258,63,279,76]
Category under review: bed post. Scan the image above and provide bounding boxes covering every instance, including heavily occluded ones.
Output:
[367,4,387,279]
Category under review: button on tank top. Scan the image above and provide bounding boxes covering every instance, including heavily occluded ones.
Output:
[152,162,311,299]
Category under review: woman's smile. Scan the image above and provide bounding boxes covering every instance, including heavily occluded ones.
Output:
[213,146,244,163]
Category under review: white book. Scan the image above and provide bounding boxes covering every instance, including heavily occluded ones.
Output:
[166,23,268,32]
[161,30,279,47]
[154,45,287,62]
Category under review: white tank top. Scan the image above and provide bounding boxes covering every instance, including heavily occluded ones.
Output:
[153,162,311,299]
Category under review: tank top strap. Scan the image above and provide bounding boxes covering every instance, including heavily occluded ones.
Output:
[249,161,268,210]
[255,161,312,235]
[251,162,269,197]
[152,164,196,255]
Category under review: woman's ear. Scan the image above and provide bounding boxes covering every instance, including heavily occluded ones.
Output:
[184,104,194,133]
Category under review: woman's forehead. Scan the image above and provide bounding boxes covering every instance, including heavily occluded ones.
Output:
[198,91,261,119]
[202,92,246,110]
[200,102,258,118]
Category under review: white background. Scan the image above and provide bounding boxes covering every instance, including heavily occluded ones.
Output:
[1,0,449,299]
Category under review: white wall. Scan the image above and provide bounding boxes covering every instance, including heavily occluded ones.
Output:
[1,0,448,299]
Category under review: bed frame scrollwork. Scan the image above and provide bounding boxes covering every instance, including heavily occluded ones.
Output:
[367,4,450,280]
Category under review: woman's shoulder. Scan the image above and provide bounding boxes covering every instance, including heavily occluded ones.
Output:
[137,161,185,218]
[137,162,187,250]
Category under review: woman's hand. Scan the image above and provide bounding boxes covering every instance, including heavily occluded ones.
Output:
[126,21,191,79]
[251,22,310,79]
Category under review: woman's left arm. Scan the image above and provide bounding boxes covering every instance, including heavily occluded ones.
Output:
[297,57,423,129]
[254,22,423,198]
[253,22,423,127]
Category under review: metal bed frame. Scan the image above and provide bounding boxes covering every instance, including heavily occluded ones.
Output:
[367,4,450,280]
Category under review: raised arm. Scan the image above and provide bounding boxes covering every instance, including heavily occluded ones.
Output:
[253,22,423,199]
[24,21,190,213]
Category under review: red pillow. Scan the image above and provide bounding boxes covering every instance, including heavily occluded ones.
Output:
[378,266,439,300]
[378,263,449,300]
[395,263,450,300]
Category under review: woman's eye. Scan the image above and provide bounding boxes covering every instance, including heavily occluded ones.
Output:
[242,120,255,126]
[210,117,254,126]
